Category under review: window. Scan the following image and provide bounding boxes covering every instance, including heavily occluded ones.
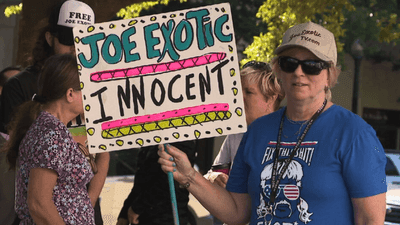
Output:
[386,156,399,176]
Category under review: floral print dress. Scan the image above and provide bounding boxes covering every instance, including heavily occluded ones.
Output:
[15,111,94,224]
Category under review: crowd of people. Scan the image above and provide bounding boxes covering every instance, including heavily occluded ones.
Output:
[0,0,388,225]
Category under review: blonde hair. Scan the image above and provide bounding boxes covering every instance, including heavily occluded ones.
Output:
[241,64,285,110]
[271,57,341,101]
[325,62,341,101]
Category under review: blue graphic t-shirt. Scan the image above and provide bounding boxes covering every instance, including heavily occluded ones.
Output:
[226,105,387,225]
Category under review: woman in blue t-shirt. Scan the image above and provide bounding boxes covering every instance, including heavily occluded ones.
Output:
[158,21,387,225]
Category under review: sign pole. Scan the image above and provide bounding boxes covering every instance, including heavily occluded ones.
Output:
[165,144,180,225]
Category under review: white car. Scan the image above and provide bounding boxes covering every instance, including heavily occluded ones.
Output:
[385,150,400,224]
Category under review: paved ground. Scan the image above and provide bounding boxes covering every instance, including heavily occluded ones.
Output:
[99,175,213,225]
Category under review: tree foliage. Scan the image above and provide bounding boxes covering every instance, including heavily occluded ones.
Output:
[114,0,356,66]
[365,0,400,44]
[117,0,269,61]
[116,0,188,19]
[4,3,22,18]
[6,0,400,68]
[242,0,355,65]
[342,0,400,69]
[116,0,400,68]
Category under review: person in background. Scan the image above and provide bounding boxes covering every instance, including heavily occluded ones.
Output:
[0,65,22,96]
[3,54,105,224]
[0,0,93,131]
[0,1,107,224]
[203,61,284,225]
[0,65,22,113]
[158,21,386,225]
[0,65,22,225]
[205,61,284,187]
[116,141,197,225]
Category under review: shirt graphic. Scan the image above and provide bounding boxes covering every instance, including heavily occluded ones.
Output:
[257,141,317,225]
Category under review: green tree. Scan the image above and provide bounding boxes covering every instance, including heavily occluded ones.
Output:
[117,0,269,59]
[117,0,354,65]
[342,0,400,70]
[4,3,22,17]
[245,0,400,68]
[243,0,355,65]
[116,0,188,18]
[118,0,400,68]
[7,0,400,68]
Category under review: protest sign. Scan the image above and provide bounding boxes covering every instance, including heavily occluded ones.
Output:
[73,3,247,153]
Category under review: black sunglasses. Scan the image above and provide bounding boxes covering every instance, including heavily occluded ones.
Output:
[242,61,271,71]
[278,56,329,75]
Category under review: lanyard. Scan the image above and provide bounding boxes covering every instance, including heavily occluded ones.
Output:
[268,99,327,208]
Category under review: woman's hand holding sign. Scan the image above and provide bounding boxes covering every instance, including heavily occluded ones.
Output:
[157,144,196,187]
[158,144,251,224]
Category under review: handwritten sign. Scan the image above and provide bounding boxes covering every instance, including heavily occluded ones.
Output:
[73,3,247,153]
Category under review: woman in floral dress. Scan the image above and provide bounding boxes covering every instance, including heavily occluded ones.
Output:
[4,54,103,224]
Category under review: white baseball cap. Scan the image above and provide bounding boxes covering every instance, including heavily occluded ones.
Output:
[49,0,95,45]
[274,21,337,66]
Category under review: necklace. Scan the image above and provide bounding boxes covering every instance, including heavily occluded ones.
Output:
[265,99,327,225]
[283,118,309,139]
[286,117,307,125]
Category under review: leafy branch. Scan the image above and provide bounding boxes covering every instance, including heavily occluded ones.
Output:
[4,3,23,18]
[116,0,187,19]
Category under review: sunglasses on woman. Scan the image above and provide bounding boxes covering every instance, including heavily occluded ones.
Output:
[242,60,272,72]
[278,56,330,75]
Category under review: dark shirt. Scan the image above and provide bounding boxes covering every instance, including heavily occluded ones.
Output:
[0,66,39,133]
[118,141,197,225]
